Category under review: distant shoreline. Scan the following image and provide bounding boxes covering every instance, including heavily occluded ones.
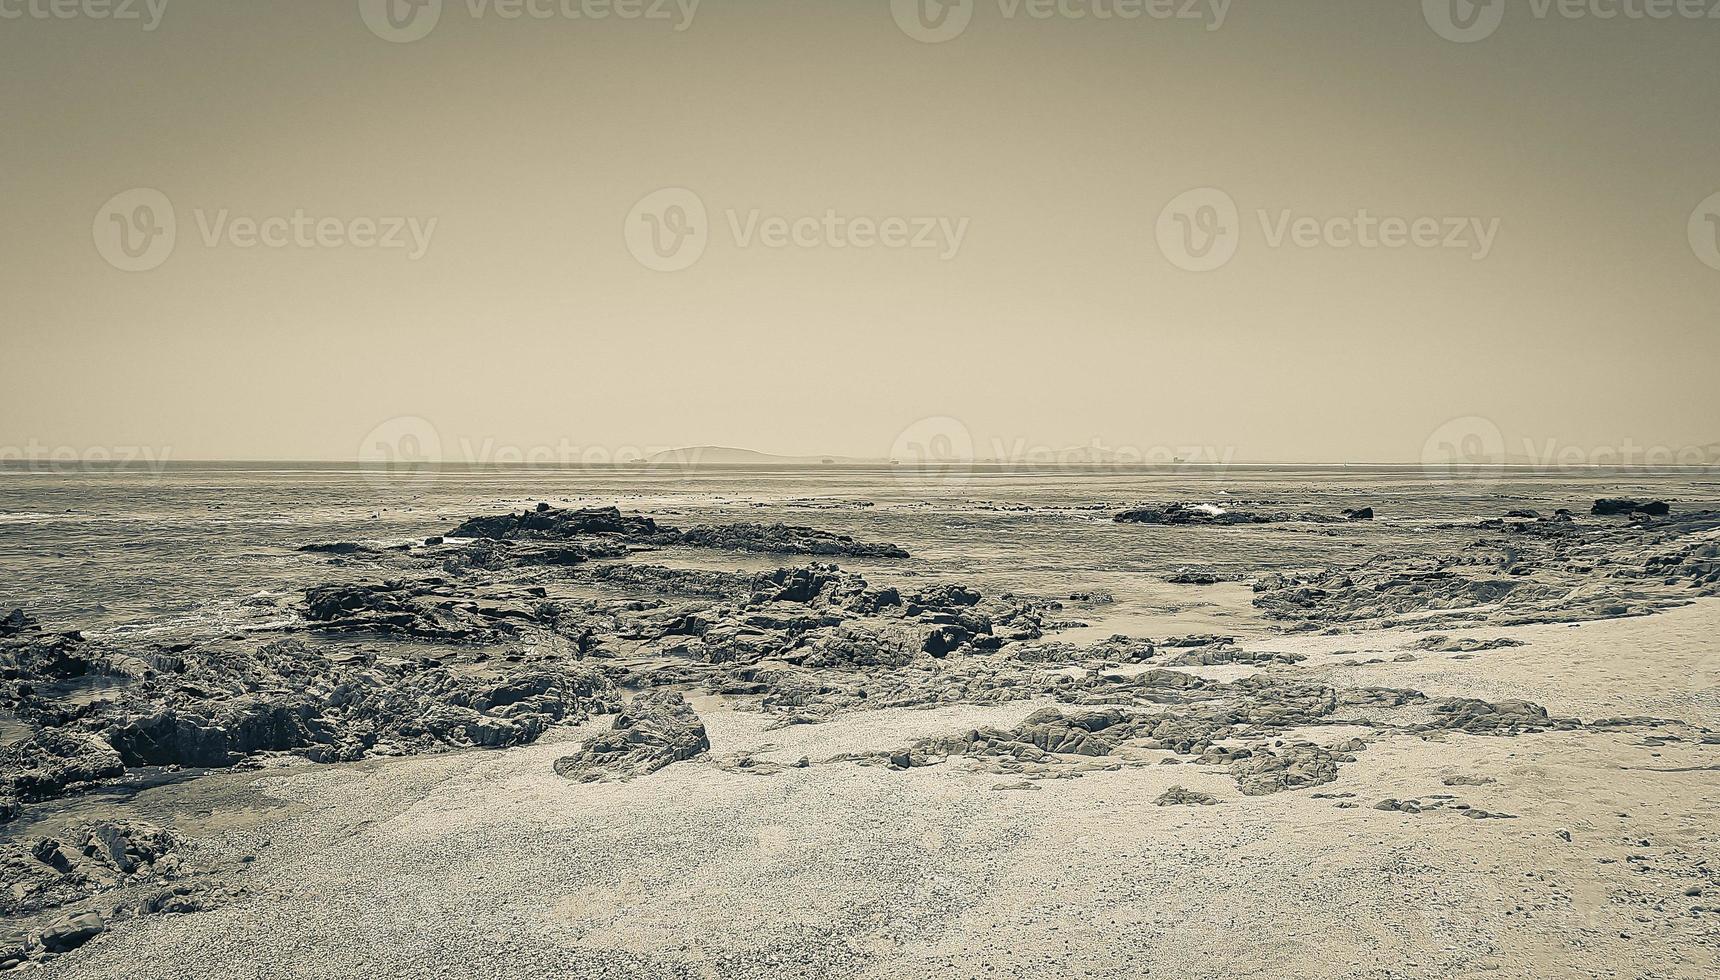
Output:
[6,461,1720,473]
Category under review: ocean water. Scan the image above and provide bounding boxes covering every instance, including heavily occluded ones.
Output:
[2,463,1716,640]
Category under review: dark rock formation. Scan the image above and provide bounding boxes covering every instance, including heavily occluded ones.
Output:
[298,542,395,556]
[1165,570,1234,585]
[1592,499,1670,517]
[677,523,910,559]
[445,505,910,559]
[448,505,664,541]
[1,606,616,817]
[3,608,39,636]
[1423,698,1570,734]
[554,692,709,783]
[1,731,126,817]
[1227,742,1352,796]
[1411,636,1526,653]
[1116,504,1273,526]
[1,820,210,967]
[1115,504,1342,526]
[300,580,526,642]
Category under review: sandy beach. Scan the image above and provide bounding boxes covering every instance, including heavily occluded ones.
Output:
[23,571,1717,979]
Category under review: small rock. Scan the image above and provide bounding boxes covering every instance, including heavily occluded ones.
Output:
[1155,785,1220,807]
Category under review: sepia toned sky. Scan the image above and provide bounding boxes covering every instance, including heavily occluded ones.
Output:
[3,0,1717,463]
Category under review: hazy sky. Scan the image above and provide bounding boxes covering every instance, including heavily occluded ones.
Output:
[3,0,1717,463]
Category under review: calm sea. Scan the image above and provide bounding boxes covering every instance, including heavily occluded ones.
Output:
[2,463,1715,639]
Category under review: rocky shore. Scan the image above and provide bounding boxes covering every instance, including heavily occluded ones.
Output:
[3,498,1717,974]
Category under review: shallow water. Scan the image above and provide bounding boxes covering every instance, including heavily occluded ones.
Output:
[2,463,1715,639]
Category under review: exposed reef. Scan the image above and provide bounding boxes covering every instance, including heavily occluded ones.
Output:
[444,504,910,558]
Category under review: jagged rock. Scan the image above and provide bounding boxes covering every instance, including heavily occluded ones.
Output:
[678,523,909,559]
[1013,707,1137,756]
[1592,499,1670,517]
[2,608,38,636]
[1165,570,1234,585]
[1425,698,1571,734]
[1252,568,1535,627]
[446,506,909,559]
[554,692,709,783]
[1117,504,1266,526]
[2,618,615,815]
[1116,504,1343,526]
[448,505,664,541]
[1161,634,1236,648]
[795,627,919,669]
[1343,507,1375,520]
[1083,635,1159,663]
[1227,742,1350,795]
[1373,797,1515,819]
[105,699,314,768]
[300,581,518,642]
[1411,636,1525,653]
[1,819,206,963]
[1164,647,1305,667]
[908,584,982,610]
[0,731,126,815]
[298,542,386,555]
[587,563,757,599]
[1155,785,1220,806]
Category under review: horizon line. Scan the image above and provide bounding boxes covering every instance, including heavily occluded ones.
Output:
[5,459,1720,470]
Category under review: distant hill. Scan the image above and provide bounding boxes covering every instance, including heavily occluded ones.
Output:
[642,446,876,466]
